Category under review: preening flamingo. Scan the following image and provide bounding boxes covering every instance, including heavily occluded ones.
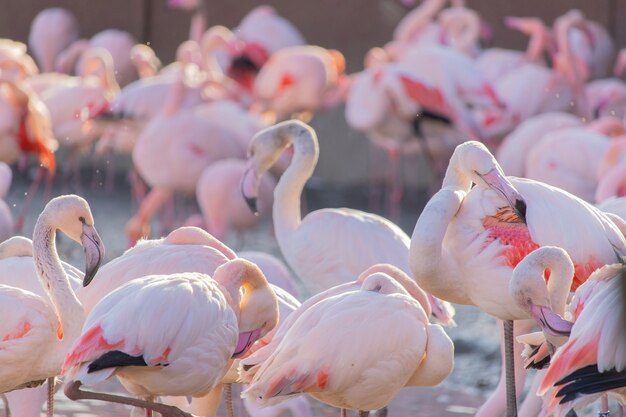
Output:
[241,120,455,324]
[0,194,104,417]
[242,270,454,415]
[239,263,434,383]
[511,246,626,416]
[409,140,626,416]
[63,258,279,417]
[537,262,625,417]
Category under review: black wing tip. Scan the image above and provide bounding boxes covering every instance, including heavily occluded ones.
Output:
[87,350,149,373]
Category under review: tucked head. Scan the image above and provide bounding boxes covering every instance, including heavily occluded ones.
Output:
[361,272,409,295]
[448,141,527,220]
[213,258,279,358]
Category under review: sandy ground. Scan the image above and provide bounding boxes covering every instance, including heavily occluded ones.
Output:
[0,159,608,417]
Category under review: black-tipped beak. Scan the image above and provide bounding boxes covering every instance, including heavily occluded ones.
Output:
[244,194,258,215]
[80,224,104,286]
[478,168,527,223]
[240,167,259,216]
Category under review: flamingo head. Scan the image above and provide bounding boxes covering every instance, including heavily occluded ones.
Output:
[241,122,294,214]
[39,195,104,286]
[448,141,527,221]
[213,259,279,358]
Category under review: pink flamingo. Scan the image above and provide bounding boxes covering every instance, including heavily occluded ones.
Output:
[510,246,624,417]
[0,40,39,80]
[496,112,583,177]
[409,140,626,416]
[511,246,625,416]
[27,8,79,73]
[127,73,245,244]
[0,79,57,231]
[242,269,454,416]
[55,29,139,87]
[193,158,276,242]
[78,226,236,314]
[62,258,279,417]
[525,117,626,203]
[251,45,347,122]
[241,120,455,323]
[585,49,626,119]
[0,195,104,417]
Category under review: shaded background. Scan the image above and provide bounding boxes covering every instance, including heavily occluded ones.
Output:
[1,0,624,187]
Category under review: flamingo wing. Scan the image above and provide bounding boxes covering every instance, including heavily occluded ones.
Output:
[64,273,239,390]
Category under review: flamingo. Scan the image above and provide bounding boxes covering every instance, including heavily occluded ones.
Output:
[193,158,276,242]
[510,246,626,416]
[496,112,583,178]
[524,117,626,203]
[242,270,454,415]
[0,194,104,417]
[409,140,626,416]
[239,263,435,383]
[62,258,279,417]
[241,120,455,324]
[537,263,626,417]
[55,29,139,87]
[584,49,626,119]
[27,8,79,74]
[251,45,347,122]
[238,251,301,300]
[127,71,245,244]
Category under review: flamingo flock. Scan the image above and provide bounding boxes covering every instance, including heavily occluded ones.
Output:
[0,2,625,417]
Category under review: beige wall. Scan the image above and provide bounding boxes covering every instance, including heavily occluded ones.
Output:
[0,1,623,185]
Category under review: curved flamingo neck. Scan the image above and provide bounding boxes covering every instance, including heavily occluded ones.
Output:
[409,187,469,304]
[32,212,85,353]
[394,0,447,42]
[441,151,472,191]
[273,124,318,244]
[525,25,549,62]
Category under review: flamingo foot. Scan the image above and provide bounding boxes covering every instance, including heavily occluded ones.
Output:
[64,381,196,417]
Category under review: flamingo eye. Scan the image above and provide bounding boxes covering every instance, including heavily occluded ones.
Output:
[79,216,86,223]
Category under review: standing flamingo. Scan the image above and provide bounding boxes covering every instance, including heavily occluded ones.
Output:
[0,194,104,417]
[63,258,278,417]
[241,120,455,324]
[28,8,79,73]
[242,270,454,415]
[409,141,626,416]
[0,162,12,241]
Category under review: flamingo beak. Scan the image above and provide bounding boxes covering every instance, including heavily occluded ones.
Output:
[477,168,527,222]
[530,304,574,337]
[240,164,259,215]
[81,223,104,286]
[232,328,263,358]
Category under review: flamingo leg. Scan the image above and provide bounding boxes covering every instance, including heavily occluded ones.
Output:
[358,411,369,417]
[599,394,610,417]
[47,377,54,417]
[341,408,347,417]
[374,407,388,417]
[126,188,173,246]
[224,383,234,417]
[504,320,518,417]
[64,381,194,417]
[381,142,403,223]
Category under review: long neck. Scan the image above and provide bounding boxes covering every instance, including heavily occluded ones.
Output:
[273,124,318,243]
[409,187,469,303]
[441,152,472,191]
[395,0,446,42]
[32,213,85,352]
[526,26,548,62]
[522,248,574,316]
